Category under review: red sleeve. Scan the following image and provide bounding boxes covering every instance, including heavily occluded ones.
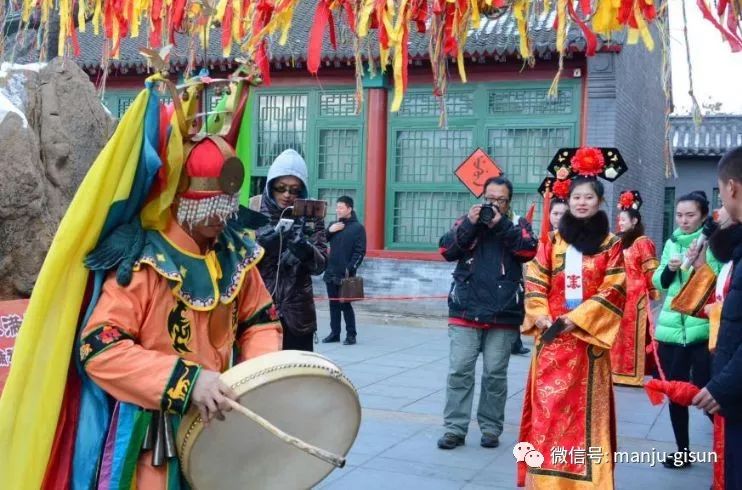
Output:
[638,238,660,301]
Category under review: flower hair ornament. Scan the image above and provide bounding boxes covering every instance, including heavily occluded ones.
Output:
[618,190,643,211]
[537,147,628,244]
[547,147,628,182]
[539,176,571,204]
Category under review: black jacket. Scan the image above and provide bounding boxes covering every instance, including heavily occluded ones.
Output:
[324,211,367,285]
[254,194,328,336]
[707,234,742,422]
[439,215,537,326]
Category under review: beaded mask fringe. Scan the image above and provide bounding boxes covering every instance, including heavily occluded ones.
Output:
[176,194,240,228]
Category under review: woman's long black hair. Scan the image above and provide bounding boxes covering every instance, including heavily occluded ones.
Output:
[620,208,645,249]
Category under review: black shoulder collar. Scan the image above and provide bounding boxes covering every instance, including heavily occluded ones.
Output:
[558,210,610,255]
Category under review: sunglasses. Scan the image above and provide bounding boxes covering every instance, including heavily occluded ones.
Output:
[272,185,302,196]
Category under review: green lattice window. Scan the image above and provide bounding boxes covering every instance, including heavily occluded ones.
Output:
[397,92,474,118]
[318,129,361,181]
[488,88,574,115]
[394,129,474,184]
[256,93,308,168]
[487,127,574,186]
[318,189,358,210]
[391,191,473,246]
[248,88,366,219]
[663,187,676,243]
[319,93,357,117]
[386,81,580,250]
[102,90,139,118]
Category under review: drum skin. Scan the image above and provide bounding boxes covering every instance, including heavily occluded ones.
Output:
[177,350,361,489]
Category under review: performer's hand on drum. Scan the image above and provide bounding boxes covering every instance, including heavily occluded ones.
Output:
[192,370,239,424]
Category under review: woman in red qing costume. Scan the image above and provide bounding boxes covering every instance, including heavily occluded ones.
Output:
[610,191,660,386]
[518,147,628,489]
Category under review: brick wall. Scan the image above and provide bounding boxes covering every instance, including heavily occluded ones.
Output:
[586,33,666,248]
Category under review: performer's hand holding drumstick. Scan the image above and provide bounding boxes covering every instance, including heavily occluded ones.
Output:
[191,370,239,423]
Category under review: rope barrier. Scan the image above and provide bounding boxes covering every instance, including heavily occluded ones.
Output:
[314,295,448,302]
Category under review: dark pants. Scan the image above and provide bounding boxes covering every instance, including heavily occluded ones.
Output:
[326,282,356,338]
[726,420,742,489]
[512,335,524,352]
[657,341,711,452]
[282,324,314,352]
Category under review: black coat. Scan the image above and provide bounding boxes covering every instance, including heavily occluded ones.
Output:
[707,236,742,422]
[254,194,328,336]
[324,212,367,285]
[439,215,537,326]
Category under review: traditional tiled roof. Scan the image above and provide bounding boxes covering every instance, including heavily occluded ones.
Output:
[3,0,620,73]
[671,115,742,158]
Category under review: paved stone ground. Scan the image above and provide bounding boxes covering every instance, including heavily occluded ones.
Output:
[312,311,715,490]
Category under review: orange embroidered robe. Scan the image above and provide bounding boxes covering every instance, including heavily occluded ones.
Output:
[518,233,626,489]
[80,218,282,488]
[611,236,659,386]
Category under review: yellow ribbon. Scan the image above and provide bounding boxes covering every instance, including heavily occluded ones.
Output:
[205,250,223,281]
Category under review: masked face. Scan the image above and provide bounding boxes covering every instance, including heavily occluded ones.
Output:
[191,215,226,240]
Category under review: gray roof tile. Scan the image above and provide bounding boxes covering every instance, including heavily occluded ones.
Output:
[671,115,742,157]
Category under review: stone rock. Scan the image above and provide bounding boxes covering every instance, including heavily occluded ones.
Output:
[0,58,115,299]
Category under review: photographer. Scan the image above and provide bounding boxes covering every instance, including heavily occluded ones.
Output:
[437,176,537,451]
[251,149,328,352]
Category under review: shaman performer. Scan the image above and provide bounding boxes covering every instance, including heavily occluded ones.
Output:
[0,75,281,489]
[518,147,628,489]
[610,191,660,386]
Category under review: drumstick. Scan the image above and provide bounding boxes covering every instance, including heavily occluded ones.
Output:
[225,399,346,468]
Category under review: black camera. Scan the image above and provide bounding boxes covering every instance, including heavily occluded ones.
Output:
[478,203,500,225]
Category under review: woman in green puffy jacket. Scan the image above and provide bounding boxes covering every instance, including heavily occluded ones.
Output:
[652,190,722,468]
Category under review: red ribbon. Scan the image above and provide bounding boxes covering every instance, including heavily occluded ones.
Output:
[697,0,742,52]
[567,1,597,56]
[222,2,233,51]
[539,190,552,245]
[307,0,331,74]
[644,379,700,407]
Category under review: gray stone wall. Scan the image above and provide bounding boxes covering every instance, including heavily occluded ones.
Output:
[585,33,666,248]
[667,157,718,206]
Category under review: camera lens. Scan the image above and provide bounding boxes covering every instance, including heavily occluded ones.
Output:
[479,205,495,225]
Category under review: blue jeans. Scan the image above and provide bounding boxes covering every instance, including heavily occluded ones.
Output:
[443,325,517,437]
